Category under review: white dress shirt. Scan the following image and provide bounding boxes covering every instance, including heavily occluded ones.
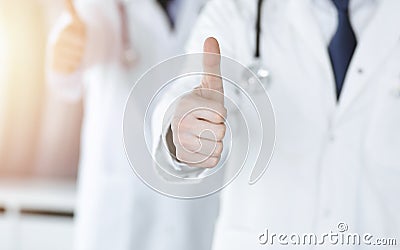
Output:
[312,0,378,44]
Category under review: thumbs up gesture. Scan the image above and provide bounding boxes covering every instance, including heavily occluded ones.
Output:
[51,0,86,74]
[171,37,227,168]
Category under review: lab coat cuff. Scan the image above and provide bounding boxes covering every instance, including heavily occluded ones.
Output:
[46,69,84,102]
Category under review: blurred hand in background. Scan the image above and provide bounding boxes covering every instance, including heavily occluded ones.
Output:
[51,0,86,74]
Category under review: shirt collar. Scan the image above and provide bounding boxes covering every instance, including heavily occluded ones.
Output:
[312,0,378,12]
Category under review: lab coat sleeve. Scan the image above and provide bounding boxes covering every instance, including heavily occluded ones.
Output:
[46,0,118,101]
[152,0,242,181]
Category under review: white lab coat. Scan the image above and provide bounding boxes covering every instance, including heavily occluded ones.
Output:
[181,0,400,249]
[47,1,219,250]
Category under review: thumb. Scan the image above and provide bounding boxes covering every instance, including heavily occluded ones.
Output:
[65,0,80,21]
[201,37,224,102]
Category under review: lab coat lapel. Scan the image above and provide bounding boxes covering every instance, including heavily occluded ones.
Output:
[286,0,336,112]
[287,0,332,75]
[336,0,400,118]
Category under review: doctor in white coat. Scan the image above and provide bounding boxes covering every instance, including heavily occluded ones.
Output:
[47,0,219,250]
[163,0,400,249]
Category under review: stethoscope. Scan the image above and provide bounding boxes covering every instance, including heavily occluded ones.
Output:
[119,0,271,88]
[118,0,139,69]
[242,0,271,92]
[243,0,400,100]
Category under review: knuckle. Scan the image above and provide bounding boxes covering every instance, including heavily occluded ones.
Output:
[207,157,219,168]
[214,104,227,118]
[213,142,223,156]
[215,125,226,139]
[220,106,227,118]
[206,111,221,122]
[221,125,227,138]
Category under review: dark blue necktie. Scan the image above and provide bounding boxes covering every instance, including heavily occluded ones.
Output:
[158,0,177,29]
[328,0,357,100]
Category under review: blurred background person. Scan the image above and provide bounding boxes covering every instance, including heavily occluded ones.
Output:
[46,0,219,250]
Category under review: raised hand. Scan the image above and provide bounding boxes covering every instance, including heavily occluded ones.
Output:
[171,37,227,168]
[51,0,86,74]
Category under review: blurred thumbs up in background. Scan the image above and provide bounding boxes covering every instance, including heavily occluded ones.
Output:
[50,0,87,74]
